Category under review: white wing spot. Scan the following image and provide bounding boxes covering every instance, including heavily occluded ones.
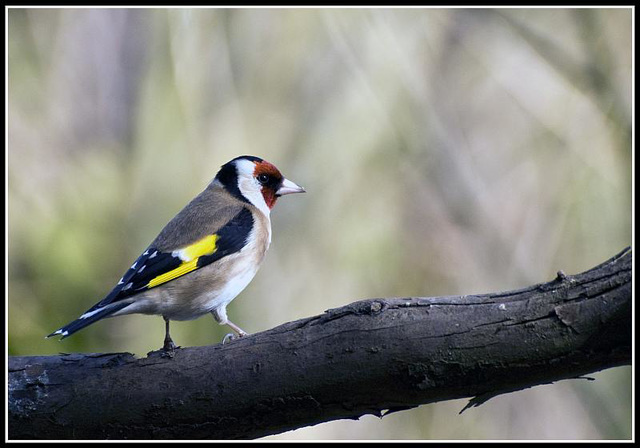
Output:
[80,307,104,320]
[172,249,190,262]
[131,262,137,270]
[150,251,158,259]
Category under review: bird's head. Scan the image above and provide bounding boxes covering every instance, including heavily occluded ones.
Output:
[215,155,305,215]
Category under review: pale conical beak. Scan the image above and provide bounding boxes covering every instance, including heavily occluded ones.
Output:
[276,178,306,196]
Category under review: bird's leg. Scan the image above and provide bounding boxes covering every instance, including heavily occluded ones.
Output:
[211,308,249,344]
[225,320,248,337]
[162,316,178,353]
[221,320,249,344]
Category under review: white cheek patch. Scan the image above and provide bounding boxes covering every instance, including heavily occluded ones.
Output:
[234,158,258,178]
[234,159,271,217]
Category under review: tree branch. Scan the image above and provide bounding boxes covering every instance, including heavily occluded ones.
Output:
[9,248,632,440]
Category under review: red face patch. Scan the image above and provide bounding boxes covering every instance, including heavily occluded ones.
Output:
[253,161,284,209]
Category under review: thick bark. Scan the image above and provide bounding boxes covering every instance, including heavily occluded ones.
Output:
[8,248,632,440]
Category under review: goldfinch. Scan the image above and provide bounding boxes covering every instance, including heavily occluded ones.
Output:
[47,155,305,351]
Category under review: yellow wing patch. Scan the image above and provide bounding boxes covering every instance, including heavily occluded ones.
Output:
[147,259,199,288]
[179,234,218,261]
[147,234,218,288]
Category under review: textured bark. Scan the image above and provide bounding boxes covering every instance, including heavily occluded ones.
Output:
[8,248,632,440]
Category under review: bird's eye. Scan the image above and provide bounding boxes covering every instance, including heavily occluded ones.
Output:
[257,174,270,184]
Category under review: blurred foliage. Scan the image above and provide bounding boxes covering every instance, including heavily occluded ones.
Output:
[7,7,632,440]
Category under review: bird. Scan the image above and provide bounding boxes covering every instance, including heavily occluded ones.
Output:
[47,155,305,352]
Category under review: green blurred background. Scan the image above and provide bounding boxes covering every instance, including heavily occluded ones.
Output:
[7,7,632,440]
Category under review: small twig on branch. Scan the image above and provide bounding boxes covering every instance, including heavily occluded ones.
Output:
[8,248,632,440]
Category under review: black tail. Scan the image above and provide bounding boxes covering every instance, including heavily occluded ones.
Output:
[47,301,132,340]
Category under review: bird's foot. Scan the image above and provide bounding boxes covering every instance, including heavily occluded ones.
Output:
[222,333,237,344]
[146,344,181,359]
[158,339,180,358]
[222,332,248,345]
[160,348,176,358]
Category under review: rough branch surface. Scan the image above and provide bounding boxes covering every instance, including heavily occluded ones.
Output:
[8,248,632,440]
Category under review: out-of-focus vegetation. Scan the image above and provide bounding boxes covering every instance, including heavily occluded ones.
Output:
[7,7,631,440]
